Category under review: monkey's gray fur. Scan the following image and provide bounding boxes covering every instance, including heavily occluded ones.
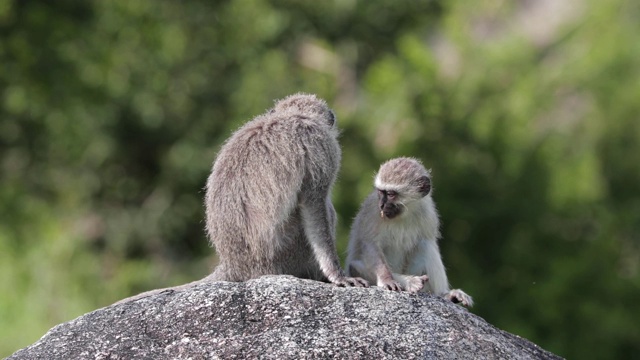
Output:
[346,157,473,306]
[204,93,366,287]
[114,94,367,304]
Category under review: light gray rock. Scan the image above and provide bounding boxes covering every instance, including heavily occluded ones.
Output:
[9,276,561,359]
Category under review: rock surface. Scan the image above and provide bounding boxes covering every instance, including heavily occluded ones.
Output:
[9,276,561,359]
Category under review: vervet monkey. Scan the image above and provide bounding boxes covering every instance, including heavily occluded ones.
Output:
[346,157,473,306]
[204,93,367,287]
[115,93,367,305]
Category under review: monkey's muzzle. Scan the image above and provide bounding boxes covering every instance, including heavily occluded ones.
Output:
[380,204,401,219]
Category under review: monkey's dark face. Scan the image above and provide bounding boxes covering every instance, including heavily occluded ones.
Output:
[376,176,431,220]
[377,189,402,219]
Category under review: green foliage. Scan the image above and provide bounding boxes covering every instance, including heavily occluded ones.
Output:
[1,0,638,358]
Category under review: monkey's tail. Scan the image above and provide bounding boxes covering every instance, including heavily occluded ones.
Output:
[205,265,229,281]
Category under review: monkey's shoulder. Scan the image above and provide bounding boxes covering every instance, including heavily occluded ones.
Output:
[226,113,337,152]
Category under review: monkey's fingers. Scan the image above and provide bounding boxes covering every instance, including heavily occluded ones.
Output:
[383,281,402,292]
[458,296,473,307]
[330,276,369,288]
[347,276,370,287]
[347,278,369,287]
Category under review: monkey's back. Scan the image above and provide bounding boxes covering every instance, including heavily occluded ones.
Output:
[205,112,339,281]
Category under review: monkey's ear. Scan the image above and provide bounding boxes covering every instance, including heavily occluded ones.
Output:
[328,110,336,126]
[416,176,431,197]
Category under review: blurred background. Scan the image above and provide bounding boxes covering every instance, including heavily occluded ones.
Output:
[1,0,639,358]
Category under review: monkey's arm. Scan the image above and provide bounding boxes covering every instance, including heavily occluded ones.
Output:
[300,196,368,287]
[350,240,404,291]
[348,241,428,293]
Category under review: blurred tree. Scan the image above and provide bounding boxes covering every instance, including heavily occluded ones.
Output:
[1,0,638,358]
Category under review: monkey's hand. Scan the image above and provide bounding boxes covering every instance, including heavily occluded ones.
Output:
[330,275,369,287]
[404,275,429,293]
[445,289,474,307]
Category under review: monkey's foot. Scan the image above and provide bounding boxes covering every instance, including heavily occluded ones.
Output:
[445,289,474,307]
[377,278,403,292]
[405,275,429,293]
[331,276,369,288]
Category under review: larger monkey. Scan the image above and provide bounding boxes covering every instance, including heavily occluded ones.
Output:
[116,94,366,305]
[204,93,367,287]
[346,157,473,306]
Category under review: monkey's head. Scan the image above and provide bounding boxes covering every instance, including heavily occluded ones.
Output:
[374,157,432,220]
[273,93,337,128]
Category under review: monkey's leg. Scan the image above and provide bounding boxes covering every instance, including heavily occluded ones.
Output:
[406,239,450,295]
[349,257,401,291]
[407,240,473,306]
[358,241,403,291]
[346,259,374,281]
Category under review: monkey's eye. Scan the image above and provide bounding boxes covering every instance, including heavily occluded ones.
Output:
[386,190,398,199]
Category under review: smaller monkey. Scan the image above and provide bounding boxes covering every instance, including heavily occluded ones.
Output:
[346,157,473,306]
